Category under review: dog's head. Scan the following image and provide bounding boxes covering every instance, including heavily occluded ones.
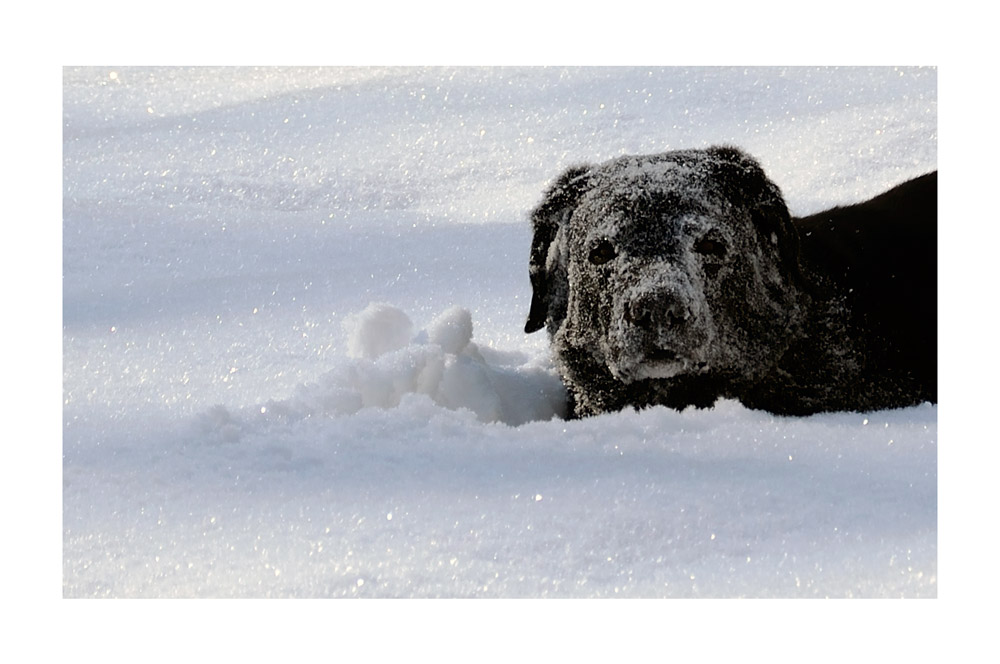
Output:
[526,146,804,384]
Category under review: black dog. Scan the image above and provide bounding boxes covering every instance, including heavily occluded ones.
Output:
[525,146,936,417]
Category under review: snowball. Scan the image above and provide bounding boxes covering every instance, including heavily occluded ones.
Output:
[425,306,473,355]
[343,302,413,359]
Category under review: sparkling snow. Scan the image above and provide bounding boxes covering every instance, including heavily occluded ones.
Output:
[63,66,937,598]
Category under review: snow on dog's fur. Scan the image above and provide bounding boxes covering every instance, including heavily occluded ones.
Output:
[526,146,937,418]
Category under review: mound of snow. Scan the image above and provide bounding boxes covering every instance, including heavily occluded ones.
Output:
[204,304,568,436]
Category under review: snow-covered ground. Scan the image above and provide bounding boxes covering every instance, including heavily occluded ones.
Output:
[63,66,938,599]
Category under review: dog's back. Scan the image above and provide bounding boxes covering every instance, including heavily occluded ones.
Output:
[794,172,937,404]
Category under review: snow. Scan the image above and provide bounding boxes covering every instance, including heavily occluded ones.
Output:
[63,66,938,600]
[248,303,566,426]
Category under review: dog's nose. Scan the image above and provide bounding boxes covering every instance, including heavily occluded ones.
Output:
[624,290,688,329]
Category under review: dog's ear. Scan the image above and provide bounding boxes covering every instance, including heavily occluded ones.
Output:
[525,165,592,333]
[705,146,801,280]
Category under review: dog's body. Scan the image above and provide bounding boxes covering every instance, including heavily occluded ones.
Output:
[525,146,936,417]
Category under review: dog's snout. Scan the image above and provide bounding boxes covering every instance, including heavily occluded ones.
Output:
[624,290,688,329]
[623,296,652,328]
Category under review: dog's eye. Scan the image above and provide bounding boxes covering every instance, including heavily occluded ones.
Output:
[693,236,727,259]
[588,239,617,265]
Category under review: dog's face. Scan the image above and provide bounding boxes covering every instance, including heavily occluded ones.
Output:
[527,147,804,386]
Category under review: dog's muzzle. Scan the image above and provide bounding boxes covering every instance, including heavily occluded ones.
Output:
[606,282,711,382]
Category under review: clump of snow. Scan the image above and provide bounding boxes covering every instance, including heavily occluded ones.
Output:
[423,305,473,354]
[219,304,567,430]
[344,302,414,359]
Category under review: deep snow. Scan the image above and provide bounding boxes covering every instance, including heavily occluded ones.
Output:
[63,66,937,598]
